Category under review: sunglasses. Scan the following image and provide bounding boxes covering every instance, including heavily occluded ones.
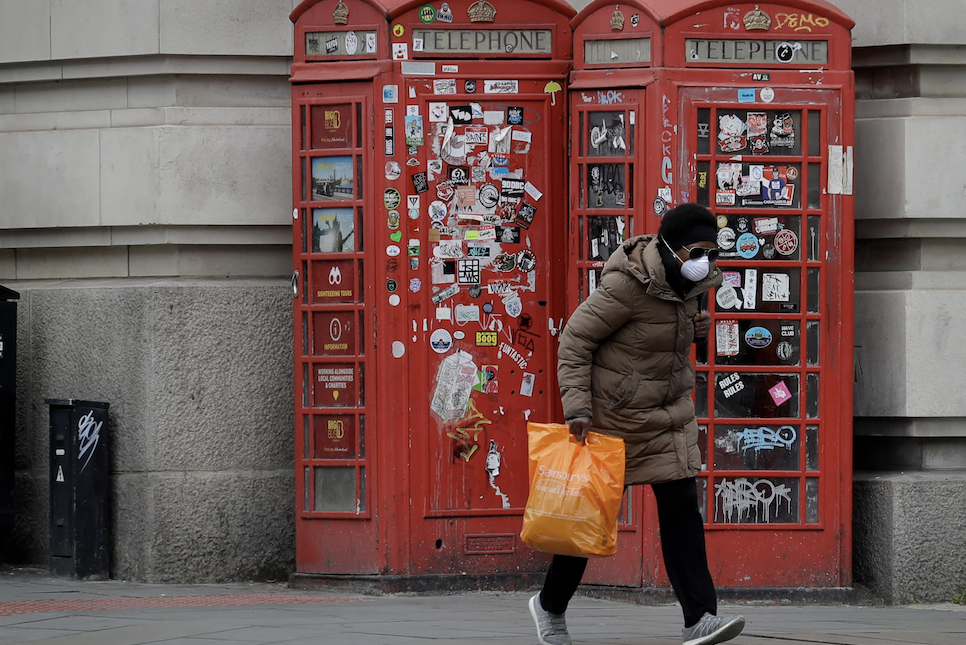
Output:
[683,245,720,262]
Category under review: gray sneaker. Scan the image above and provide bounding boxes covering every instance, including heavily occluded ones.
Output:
[528,593,572,645]
[682,612,745,645]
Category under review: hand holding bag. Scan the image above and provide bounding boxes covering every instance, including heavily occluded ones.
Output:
[520,422,625,557]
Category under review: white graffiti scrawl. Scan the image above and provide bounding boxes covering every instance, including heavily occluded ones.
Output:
[734,425,797,453]
[715,477,792,523]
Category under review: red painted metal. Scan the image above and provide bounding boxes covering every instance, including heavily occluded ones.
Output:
[569,0,854,590]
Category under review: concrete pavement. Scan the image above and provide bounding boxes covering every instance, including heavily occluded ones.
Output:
[1,567,964,644]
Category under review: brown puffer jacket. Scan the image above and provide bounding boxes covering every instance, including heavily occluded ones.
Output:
[557,234,722,486]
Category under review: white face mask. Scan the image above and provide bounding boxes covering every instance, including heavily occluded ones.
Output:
[680,255,710,281]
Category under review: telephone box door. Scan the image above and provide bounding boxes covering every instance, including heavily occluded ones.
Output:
[567,87,647,586]
[677,81,852,587]
[402,73,568,575]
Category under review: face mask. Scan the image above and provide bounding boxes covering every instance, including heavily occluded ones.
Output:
[680,255,710,281]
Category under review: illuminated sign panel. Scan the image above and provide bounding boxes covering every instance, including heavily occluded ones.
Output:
[411,29,553,54]
[584,38,651,65]
[685,39,829,65]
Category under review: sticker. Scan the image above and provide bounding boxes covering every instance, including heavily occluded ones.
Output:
[770,112,795,149]
[456,186,476,206]
[407,195,421,211]
[716,215,728,228]
[448,165,470,186]
[453,330,465,340]
[410,257,419,270]
[736,217,750,233]
[524,182,543,201]
[387,244,401,256]
[484,80,519,94]
[496,226,520,243]
[511,130,531,143]
[408,208,419,220]
[387,279,398,292]
[434,79,457,95]
[777,341,794,361]
[465,80,477,93]
[387,211,400,229]
[419,4,436,22]
[517,249,536,272]
[392,341,405,358]
[366,33,377,53]
[412,172,429,194]
[774,229,799,256]
[769,381,792,406]
[455,304,481,323]
[390,231,402,242]
[429,200,447,222]
[717,227,736,250]
[716,320,740,357]
[392,43,408,60]
[392,24,405,37]
[464,126,488,145]
[653,196,668,216]
[745,326,773,349]
[405,115,423,145]
[722,271,741,287]
[430,328,453,354]
[432,283,460,305]
[716,285,740,310]
[389,294,401,306]
[476,331,498,346]
[736,232,760,259]
[429,102,449,122]
[504,294,523,318]
[436,181,456,201]
[515,203,537,229]
[718,114,746,153]
[754,217,779,235]
[384,188,401,209]
[478,184,499,209]
[430,350,476,420]
[743,269,758,309]
[457,258,481,284]
[760,87,775,103]
[719,372,745,398]
[410,278,422,293]
[520,372,536,397]
[344,31,358,55]
[385,161,402,180]
[738,88,756,103]
[438,2,454,23]
[412,37,425,52]
[408,239,420,256]
[762,273,791,302]
[507,106,524,126]
[493,253,516,272]
[435,240,463,259]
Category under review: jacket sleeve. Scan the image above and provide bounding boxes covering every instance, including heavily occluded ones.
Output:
[557,271,637,420]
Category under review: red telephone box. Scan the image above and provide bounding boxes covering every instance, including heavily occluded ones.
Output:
[569,0,855,590]
[291,0,576,584]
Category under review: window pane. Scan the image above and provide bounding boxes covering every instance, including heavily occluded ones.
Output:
[578,112,584,157]
[300,105,307,151]
[695,372,708,418]
[806,425,819,470]
[587,111,627,157]
[808,162,822,209]
[301,209,308,254]
[715,162,801,209]
[312,156,354,202]
[697,161,710,206]
[302,311,308,356]
[808,111,821,157]
[713,319,800,366]
[697,108,711,155]
[358,467,366,513]
[314,415,355,459]
[714,267,801,313]
[302,363,310,407]
[807,215,821,260]
[359,415,366,459]
[807,320,820,366]
[716,110,801,156]
[714,424,800,470]
[714,476,800,523]
[314,466,356,512]
[303,467,310,512]
[806,478,819,523]
[314,363,357,407]
[715,215,801,262]
[807,268,820,313]
[356,155,364,199]
[697,477,708,523]
[807,373,820,419]
[587,164,626,209]
[587,216,624,261]
[303,415,310,459]
[311,104,352,149]
[698,424,708,471]
[714,372,800,418]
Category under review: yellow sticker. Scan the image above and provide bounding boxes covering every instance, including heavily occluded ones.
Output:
[717,215,728,228]
[392,24,405,37]
[476,331,498,347]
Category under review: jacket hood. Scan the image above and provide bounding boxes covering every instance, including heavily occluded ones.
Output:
[601,234,722,301]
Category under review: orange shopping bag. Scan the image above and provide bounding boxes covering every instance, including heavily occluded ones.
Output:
[520,422,625,557]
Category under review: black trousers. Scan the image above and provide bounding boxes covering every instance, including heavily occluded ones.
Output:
[539,477,717,628]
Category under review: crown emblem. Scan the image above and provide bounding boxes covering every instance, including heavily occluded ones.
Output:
[468,0,497,23]
[333,1,349,25]
[611,6,625,31]
[743,5,771,31]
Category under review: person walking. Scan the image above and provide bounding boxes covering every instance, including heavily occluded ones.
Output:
[528,204,745,645]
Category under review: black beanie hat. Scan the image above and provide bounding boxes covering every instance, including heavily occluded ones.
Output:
[658,203,717,250]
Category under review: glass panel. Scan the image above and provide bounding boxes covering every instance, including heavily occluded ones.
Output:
[578,269,585,303]
[357,207,364,253]
[587,216,624,261]
[314,363,357,407]
[312,260,355,303]
[807,268,820,313]
[301,157,307,202]
[313,208,355,253]
[713,476,799,524]
[311,104,352,149]
[696,334,708,365]
[358,467,366,513]
[587,268,602,296]
[714,372,800,418]
[356,102,363,149]
[302,311,308,356]
[359,310,366,356]
[587,111,627,157]
[578,217,585,261]
[314,415,355,458]
[806,320,820,366]
[626,163,634,209]
[629,116,636,156]
[714,267,801,313]
[360,414,366,459]
[697,108,711,155]
[578,112,584,157]
[359,362,366,407]
[314,466,356,512]
[357,259,365,304]
[303,415,310,459]
[808,111,821,157]
[301,209,308,254]
[806,425,819,470]
[312,156,354,202]
[303,466,310,512]
[313,311,357,356]
[716,110,801,156]
[805,478,819,523]
[697,477,708,523]
[356,155,364,199]
[300,105,307,151]
[587,164,626,209]
[715,162,801,209]
[302,363,309,407]
[714,424,800,470]
[716,215,801,261]
[578,164,584,209]
[808,162,821,209]
[698,424,708,471]
[697,161,710,207]
[806,373,820,418]
[301,260,308,305]
[713,319,800,366]
[694,372,708,418]
[807,216,821,261]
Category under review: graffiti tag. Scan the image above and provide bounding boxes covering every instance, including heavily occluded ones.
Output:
[77,410,102,473]
[775,13,830,32]
[734,425,797,453]
[445,399,493,462]
[715,477,792,523]
[596,90,624,105]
